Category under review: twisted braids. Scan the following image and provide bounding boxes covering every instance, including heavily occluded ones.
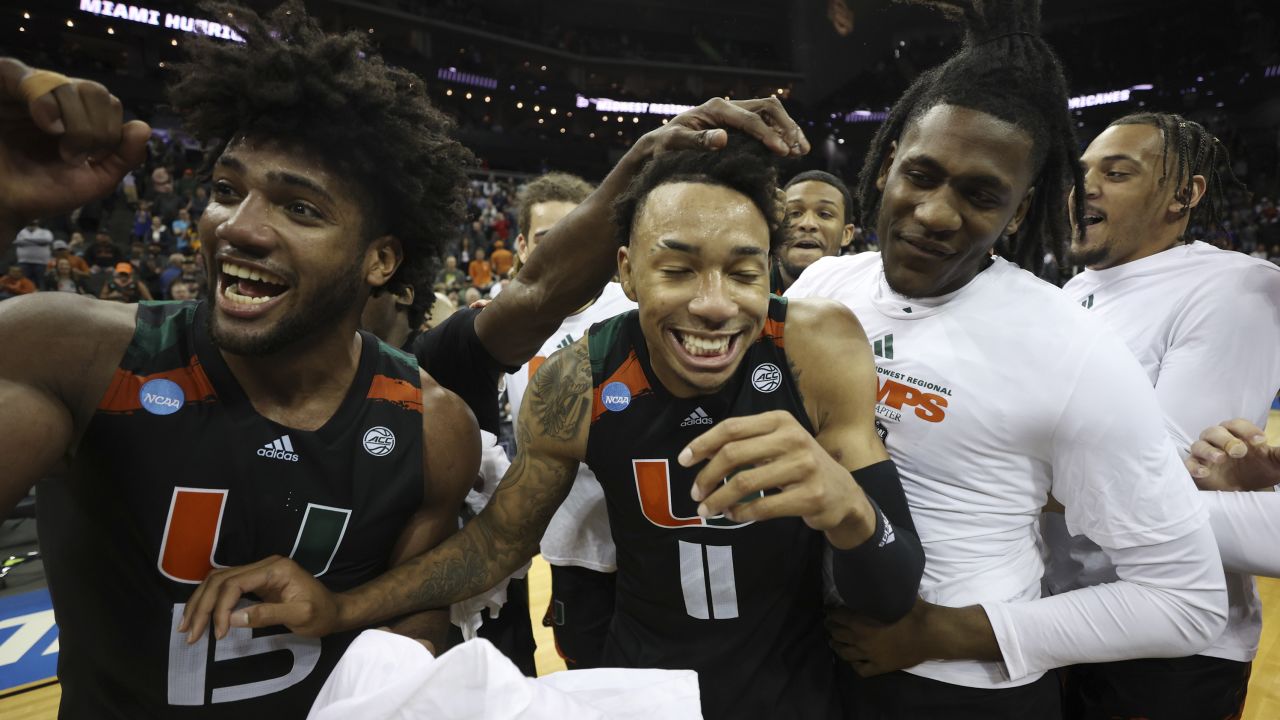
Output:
[857,0,1082,272]
[1109,112,1248,235]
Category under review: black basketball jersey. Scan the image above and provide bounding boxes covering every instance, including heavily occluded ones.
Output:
[39,301,425,719]
[584,296,842,720]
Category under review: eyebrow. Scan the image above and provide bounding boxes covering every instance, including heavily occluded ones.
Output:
[906,154,1011,193]
[216,155,337,206]
[786,198,839,207]
[657,238,765,257]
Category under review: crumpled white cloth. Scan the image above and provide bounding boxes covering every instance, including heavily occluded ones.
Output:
[308,631,702,720]
[450,430,531,639]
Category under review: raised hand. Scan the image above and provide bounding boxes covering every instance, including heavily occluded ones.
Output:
[0,58,150,239]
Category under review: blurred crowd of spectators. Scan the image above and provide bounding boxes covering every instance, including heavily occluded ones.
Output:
[1,132,208,303]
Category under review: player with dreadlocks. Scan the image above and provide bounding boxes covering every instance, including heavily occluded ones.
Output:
[0,0,809,716]
[1040,112,1280,720]
[787,1,1227,717]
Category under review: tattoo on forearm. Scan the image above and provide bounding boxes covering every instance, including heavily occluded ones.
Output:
[401,342,587,614]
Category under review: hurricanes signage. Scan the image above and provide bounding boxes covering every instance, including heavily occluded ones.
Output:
[78,1,246,42]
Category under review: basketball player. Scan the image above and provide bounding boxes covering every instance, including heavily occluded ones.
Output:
[0,6,809,720]
[786,1,1227,717]
[177,139,926,720]
[773,170,856,293]
[504,172,636,670]
[1040,113,1280,719]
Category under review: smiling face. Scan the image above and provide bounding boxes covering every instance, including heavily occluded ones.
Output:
[877,104,1037,298]
[618,182,771,398]
[1069,123,1199,269]
[778,180,853,286]
[200,137,400,356]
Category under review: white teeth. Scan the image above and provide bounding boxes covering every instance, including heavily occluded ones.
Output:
[224,284,275,305]
[221,260,286,286]
[679,333,731,357]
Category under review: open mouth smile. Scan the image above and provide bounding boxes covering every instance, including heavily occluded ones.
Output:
[215,259,293,318]
[667,329,745,373]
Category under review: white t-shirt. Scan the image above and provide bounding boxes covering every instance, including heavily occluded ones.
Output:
[506,283,636,572]
[1045,241,1280,662]
[787,253,1223,688]
[14,226,54,264]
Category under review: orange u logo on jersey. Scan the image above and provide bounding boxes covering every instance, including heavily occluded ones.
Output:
[632,460,753,529]
[157,487,351,583]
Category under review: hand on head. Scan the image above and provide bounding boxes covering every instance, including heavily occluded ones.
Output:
[646,96,810,159]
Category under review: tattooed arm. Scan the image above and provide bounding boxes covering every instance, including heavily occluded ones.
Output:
[176,339,594,641]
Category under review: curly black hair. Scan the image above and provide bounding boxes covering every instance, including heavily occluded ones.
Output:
[857,0,1082,273]
[168,1,474,292]
[1108,112,1249,238]
[613,134,784,252]
[784,170,856,225]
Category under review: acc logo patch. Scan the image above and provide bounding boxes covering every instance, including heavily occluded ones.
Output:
[751,363,781,393]
[362,426,396,456]
[602,381,631,412]
[139,378,185,415]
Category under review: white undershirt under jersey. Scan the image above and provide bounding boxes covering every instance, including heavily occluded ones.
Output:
[787,253,1225,689]
[506,283,636,572]
[1045,241,1280,663]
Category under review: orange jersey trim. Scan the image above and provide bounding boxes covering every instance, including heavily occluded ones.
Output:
[97,356,217,414]
[762,316,785,348]
[591,350,651,423]
[367,374,424,413]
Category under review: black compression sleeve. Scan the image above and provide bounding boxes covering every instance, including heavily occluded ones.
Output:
[829,459,925,623]
[411,308,518,435]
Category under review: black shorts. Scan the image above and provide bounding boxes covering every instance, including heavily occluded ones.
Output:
[841,665,1063,720]
[1062,654,1251,720]
[542,564,616,670]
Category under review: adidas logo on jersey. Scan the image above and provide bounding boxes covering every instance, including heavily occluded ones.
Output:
[556,333,575,350]
[680,407,713,427]
[257,434,300,462]
[872,333,894,359]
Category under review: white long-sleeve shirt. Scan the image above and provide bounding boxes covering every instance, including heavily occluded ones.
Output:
[1046,241,1280,662]
[787,253,1226,688]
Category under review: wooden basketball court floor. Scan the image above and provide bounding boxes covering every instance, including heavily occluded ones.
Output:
[5,415,1279,718]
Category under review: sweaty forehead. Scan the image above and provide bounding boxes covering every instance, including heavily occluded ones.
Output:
[1082,123,1163,166]
[633,182,769,252]
[900,104,1036,189]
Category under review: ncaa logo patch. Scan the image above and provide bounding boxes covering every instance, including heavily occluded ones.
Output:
[602,381,631,412]
[139,378,185,415]
[751,363,781,393]
[362,426,396,456]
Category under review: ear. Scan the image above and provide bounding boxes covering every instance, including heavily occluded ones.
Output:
[365,235,404,290]
[392,284,415,309]
[875,141,897,193]
[514,233,529,262]
[1005,186,1036,237]
[1170,175,1207,215]
[839,223,855,249]
[618,245,638,301]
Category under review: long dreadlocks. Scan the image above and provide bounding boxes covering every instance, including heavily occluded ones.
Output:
[1108,112,1248,236]
[857,0,1082,272]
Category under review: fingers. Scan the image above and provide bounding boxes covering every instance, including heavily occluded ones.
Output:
[732,96,810,155]
[689,431,792,505]
[51,80,122,165]
[679,411,787,469]
[231,599,317,634]
[1221,418,1268,448]
[701,458,812,522]
[178,556,282,644]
